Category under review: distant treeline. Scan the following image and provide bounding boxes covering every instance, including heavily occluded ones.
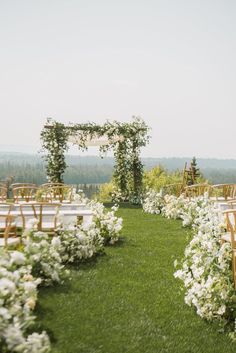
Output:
[0,162,113,185]
[201,169,236,184]
[1,152,236,185]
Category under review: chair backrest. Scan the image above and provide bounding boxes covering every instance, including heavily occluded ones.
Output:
[13,186,38,203]
[184,184,212,198]
[211,184,236,200]
[225,184,236,199]
[41,185,73,203]
[223,209,236,248]
[0,186,7,203]
[20,202,61,231]
[11,183,37,189]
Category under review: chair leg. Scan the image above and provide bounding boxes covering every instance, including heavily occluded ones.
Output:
[232,251,236,289]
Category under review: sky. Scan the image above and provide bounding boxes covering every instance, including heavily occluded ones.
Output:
[0,0,236,158]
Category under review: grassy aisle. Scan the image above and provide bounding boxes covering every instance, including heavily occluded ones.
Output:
[37,207,236,353]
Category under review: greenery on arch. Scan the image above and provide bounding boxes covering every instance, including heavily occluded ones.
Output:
[40,117,150,203]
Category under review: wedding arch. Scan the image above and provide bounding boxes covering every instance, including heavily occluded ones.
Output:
[40,117,150,202]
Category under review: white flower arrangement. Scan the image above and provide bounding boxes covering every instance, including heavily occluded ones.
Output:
[88,201,123,245]
[22,228,66,286]
[73,190,123,245]
[0,191,123,351]
[58,193,123,263]
[142,189,165,214]
[143,189,236,335]
[0,249,50,353]
[59,222,104,263]
[174,204,235,327]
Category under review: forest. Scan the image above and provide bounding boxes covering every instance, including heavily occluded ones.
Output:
[1,152,236,186]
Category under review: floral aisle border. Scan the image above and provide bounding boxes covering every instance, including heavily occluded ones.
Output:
[143,191,236,338]
[40,117,150,203]
[0,191,123,353]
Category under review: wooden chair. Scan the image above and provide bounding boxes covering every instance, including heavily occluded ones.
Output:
[221,209,236,288]
[40,185,73,203]
[227,200,236,210]
[13,186,38,203]
[184,184,212,199]
[20,202,61,234]
[211,184,236,201]
[0,205,19,247]
[0,186,7,203]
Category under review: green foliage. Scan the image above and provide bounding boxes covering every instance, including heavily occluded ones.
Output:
[96,181,114,202]
[143,165,182,191]
[41,119,70,183]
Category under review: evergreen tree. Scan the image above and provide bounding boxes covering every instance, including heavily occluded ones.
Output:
[188,156,200,185]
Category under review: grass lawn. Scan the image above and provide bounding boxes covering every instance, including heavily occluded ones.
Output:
[36,206,236,353]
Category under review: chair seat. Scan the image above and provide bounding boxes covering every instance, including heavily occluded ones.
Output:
[0,237,20,247]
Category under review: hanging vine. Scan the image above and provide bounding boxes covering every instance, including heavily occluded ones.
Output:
[40,117,150,203]
[113,140,131,200]
[40,119,70,183]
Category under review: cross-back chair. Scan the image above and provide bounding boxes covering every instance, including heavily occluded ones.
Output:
[184,184,212,199]
[0,205,19,248]
[221,209,236,288]
[40,185,73,203]
[0,186,7,203]
[20,202,61,234]
[13,186,38,203]
[211,184,236,201]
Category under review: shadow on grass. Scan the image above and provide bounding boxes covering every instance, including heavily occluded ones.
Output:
[38,279,73,296]
[34,303,59,344]
[105,236,127,248]
[104,202,142,209]
[30,317,58,344]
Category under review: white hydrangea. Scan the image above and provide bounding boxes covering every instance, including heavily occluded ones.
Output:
[0,250,50,352]
[142,189,164,214]
[144,189,236,332]
[22,229,65,286]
